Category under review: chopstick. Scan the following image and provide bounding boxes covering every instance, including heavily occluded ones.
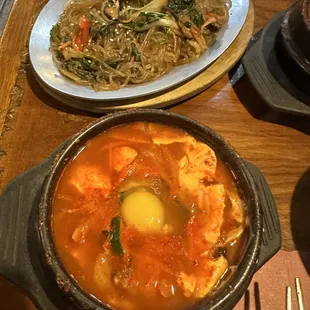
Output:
[286,286,292,310]
[295,278,304,310]
[286,278,304,310]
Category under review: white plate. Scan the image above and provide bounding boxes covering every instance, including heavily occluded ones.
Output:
[29,0,249,101]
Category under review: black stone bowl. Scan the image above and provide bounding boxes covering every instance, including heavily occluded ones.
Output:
[281,0,310,75]
[0,109,281,310]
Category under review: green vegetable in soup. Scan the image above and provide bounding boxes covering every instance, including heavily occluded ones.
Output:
[110,216,124,256]
[101,216,124,256]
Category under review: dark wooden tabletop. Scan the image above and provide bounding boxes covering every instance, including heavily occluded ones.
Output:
[0,0,309,309]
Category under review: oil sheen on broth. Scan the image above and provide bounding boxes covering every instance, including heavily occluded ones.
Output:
[52,122,246,310]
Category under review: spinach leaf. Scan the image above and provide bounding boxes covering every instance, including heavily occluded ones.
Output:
[168,0,193,13]
[50,24,61,44]
[97,20,118,36]
[98,24,111,36]
[80,58,99,71]
[123,21,146,29]
[63,60,95,81]
[139,11,165,21]
[189,8,204,27]
[131,42,140,61]
[106,61,119,69]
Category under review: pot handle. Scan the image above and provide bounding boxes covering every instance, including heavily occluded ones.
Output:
[244,161,282,271]
[0,140,75,310]
[0,158,63,310]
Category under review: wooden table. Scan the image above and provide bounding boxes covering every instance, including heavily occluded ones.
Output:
[0,0,309,309]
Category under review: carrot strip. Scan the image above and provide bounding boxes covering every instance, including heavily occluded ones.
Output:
[79,16,90,44]
[72,16,90,51]
[73,34,82,51]
[201,17,217,32]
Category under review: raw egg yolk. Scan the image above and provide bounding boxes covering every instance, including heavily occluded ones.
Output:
[121,191,165,232]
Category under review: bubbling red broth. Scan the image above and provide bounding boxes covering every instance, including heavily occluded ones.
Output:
[52,122,247,310]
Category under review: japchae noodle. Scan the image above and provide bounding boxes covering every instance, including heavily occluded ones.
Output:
[50,0,231,91]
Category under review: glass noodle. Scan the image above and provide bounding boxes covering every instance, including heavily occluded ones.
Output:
[50,0,231,91]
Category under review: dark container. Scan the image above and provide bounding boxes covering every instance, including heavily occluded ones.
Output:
[0,109,281,310]
[281,0,310,74]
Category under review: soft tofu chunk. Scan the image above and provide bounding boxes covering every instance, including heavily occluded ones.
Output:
[178,143,217,194]
[153,135,196,146]
[187,142,217,179]
[201,184,226,244]
[177,142,217,208]
[70,165,111,197]
[177,272,197,297]
[149,123,196,147]
[194,256,228,298]
[186,185,226,258]
[178,157,201,200]
[111,146,138,172]
[202,184,226,211]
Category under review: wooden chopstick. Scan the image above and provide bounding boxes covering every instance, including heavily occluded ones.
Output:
[286,286,292,310]
[295,278,304,310]
[286,278,305,310]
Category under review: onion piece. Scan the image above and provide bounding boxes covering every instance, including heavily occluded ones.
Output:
[72,223,89,243]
